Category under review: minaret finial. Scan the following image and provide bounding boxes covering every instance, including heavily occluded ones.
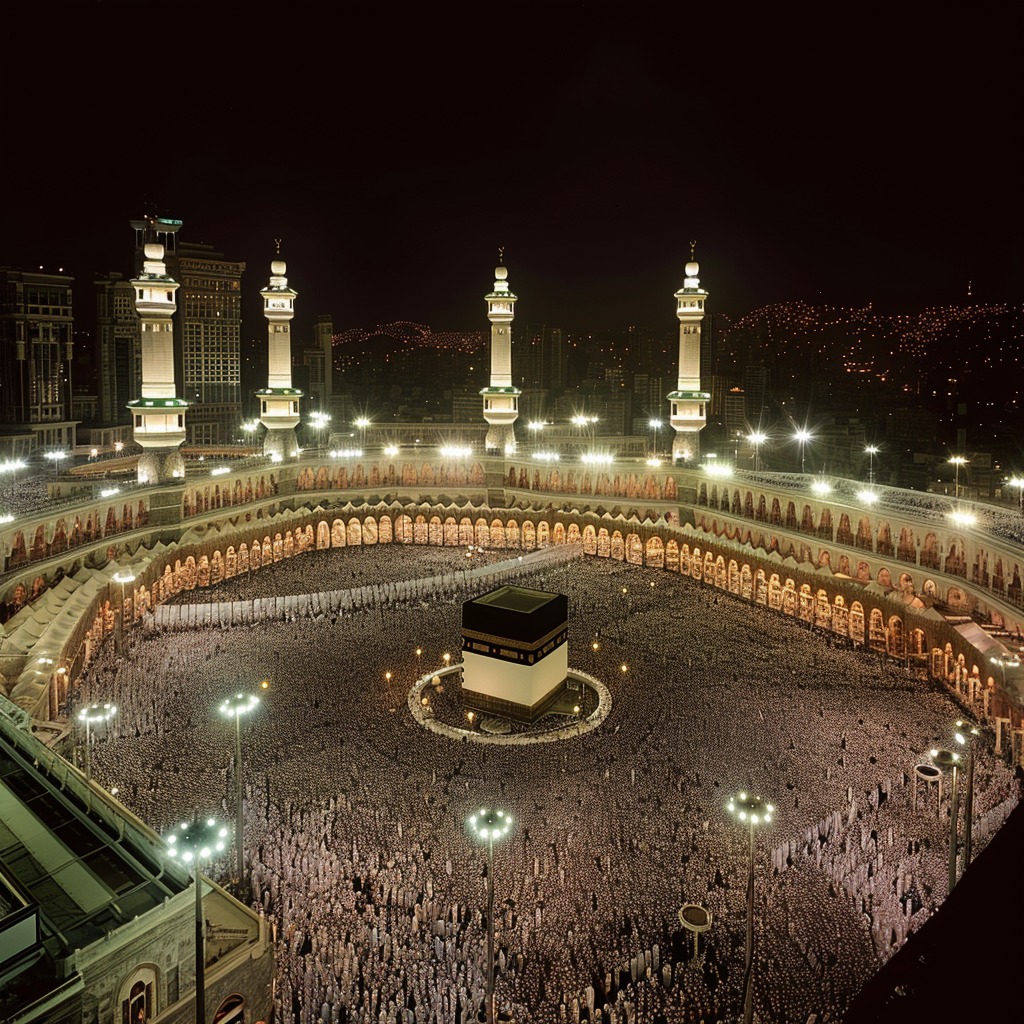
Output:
[498,246,504,266]
[274,237,282,256]
[689,240,697,261]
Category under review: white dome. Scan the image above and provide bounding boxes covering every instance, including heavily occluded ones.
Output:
[271,260,286,276]
[494,265,508,280]
[144,243,164,260]
[685,261,699,278]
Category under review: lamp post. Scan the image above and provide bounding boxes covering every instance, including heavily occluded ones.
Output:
[931,747,961,894]
[469,808,512,1024]
[219,692,260,890]
[865,445,879,485]
[166,816,230,1024]
[794,430,812,475]
[111,570,136,656]
[45,450,67,479]
[949,456,967,500]
[527,421,544,452]
[78,702,117,784]
[1007,476,1024,512]
[649,419,662,459]
[748,432,766,473]
[954,718,980,870]
[355,417,370,450]
[727,791,773,1024]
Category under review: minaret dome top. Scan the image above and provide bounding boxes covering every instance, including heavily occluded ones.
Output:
[271,260,286,276]
[144,243,164,261]
[685,260,699,278]
[494,265,508,281]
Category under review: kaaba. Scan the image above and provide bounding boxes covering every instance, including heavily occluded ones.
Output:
[461,585,569,722]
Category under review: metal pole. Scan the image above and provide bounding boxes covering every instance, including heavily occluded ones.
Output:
[84,719,92,781]
[234,712,244,887]
[486,834,495,1024]
[743,819,755,1024]
[195,865,206,1024]
[948,764,959,894]
[964,743,975,868]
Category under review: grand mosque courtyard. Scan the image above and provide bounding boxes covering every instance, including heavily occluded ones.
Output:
[82,545,1016,1023]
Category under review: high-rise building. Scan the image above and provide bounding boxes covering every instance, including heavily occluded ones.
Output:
[130,216,244,446]
[257,258,302,460]
[481,258,520,453]
[0,267,77,457]
[305,314,334,412]
[667,252,710,459]
[95,272,140,425]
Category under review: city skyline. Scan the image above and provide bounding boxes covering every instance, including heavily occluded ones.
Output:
[3,5,1019,340]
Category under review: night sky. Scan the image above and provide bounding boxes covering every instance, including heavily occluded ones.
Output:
[5,4,1019,338]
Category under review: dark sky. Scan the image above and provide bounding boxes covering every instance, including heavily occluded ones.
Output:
[5,3,1020,338]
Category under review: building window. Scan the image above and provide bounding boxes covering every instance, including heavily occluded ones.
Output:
[118,967,157,1024]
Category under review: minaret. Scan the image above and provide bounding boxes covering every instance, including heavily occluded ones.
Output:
[480,251,521,453]
[128,243,188,484]
[256,253,303,459]
[667,243,710,460]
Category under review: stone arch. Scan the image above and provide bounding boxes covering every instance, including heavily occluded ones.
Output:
[445,516,464,546]
[210,550,224,585]
[785,501,798,530]
[459,517,474,545]
[797,582,814,622]
[817,506,833,539]
[547,522,560,546]
[888,616,906,658]
[397,514,414,544]
[197,555,210,588]
[317,520,331,549]
[490,519,505,548]
[414,515,429,545]
[814,588,831,628]
[225,546,237,578]
[754,567,767,604]
[331,519,346,547]
[626,533,643,564]
[727,558,740,594]
[921,533,940,570]
[770,498,782,526]
[610,530,625,560]
[877,567,892,588]
[876,520,893,557]
[665,539,679,571]
[505,519,520,548]
[347,518,363,546]
[868,607,886,650]
[836,513,853,545]
[850,601,865,644]
[428,516,443,546]
[522,520,536,550]
[857,560,871,581]
[645,536,664,568]
[379,515,393,543]
[582,524,597,555]
[597,528,610,558]
[768,573,783,611]
[801,505,815,533]
[833,594,849,637]
[475,518,489,548]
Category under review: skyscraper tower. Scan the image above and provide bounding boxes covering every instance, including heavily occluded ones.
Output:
[667,246,710,460]
[256,256,302,459]
[128,243,188,484]
[480,254,520,453]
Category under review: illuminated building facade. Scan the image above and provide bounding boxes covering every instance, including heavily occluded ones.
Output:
[0,267,77,457]
[95,271,140,425]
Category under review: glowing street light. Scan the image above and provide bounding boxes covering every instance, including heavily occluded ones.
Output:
[793,430,812,474]
[240,419,261,447]
[354,417,370,448]
[747,432,767,472]
[384,444,399,457]
[111,570,136,656]
[166,816,229,1024]
[44,450,67,478]
[649,418,662,458]
[864,445,879,484]
[726,792,774,1024]
[1007,476,1024,512]
[811,479,832,495]
[219,692,260,888]
[857,489,878,505]
[954,717,981,870]
[77,702,117,785]
[949,455,968,499]
[468,808,513,1024]
[930,748,961,895]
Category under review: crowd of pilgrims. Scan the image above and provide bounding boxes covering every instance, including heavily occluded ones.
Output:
[77,545,1018,1023]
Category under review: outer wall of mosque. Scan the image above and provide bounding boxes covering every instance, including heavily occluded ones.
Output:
[1,453,1022,729]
